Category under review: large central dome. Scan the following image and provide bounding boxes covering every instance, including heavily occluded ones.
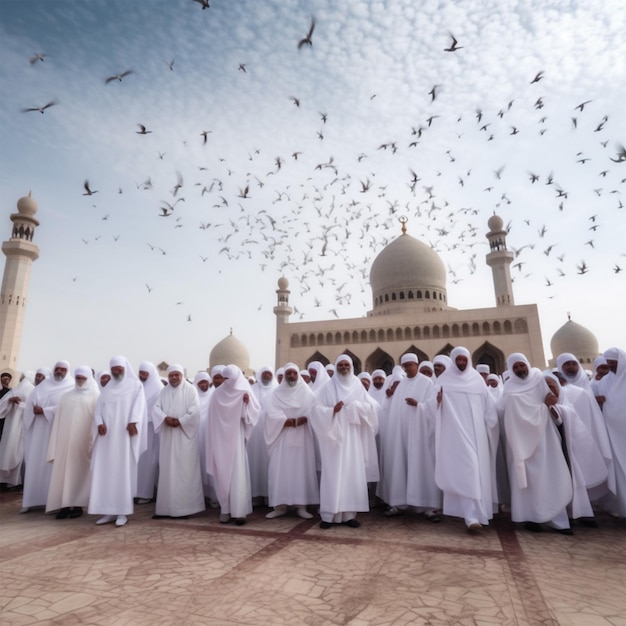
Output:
[369,233,448,314]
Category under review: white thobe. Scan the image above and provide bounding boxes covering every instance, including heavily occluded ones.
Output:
[248,378,276,499]
[46,386,99,511]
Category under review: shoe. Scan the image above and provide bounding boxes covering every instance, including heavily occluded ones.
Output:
[115,515,128,527]
[152,514,170,519]
[425,511,441,523]
[554,527,574,536]
[266,507,287,519]
[467,522,482,531]
[68,507,83,519]
[219,513,231,523]
[344,519,360,528]
[524,521,543,533]
[579,517,598,528]
[384,506,400,517]
[96,515,115,525]
[235,518,246,526]
[55,508,71,519]
[19,507,30,514]
[297,507,313,519]
[319,521,332,529]
[137,498,152,505]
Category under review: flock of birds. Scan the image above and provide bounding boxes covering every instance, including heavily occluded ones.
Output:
[17,3,626,329]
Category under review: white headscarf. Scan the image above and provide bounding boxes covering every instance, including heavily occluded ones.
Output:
[437,347,485,393]
[138,361,164,406]
[271,362,315,412]
[74,365,96,392]
[308,361,330,391]
[556,352,591,390]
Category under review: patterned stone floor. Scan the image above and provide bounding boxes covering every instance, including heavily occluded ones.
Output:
[0,491,624,625]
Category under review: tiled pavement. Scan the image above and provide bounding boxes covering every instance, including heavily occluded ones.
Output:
[1,491,624,625]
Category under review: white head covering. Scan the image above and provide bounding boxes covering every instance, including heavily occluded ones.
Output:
[299,369,311,379]
[437,347,485,393]
[96,369,111,390]
[36,367,52,381]
[308,361,330,391]
[556,352,590,389]
[74,365,96,391]
[433,354,452,376]
[193,371,211,385]
[52,360,72,384]
[211,365,225,378]
[325,363,336,375]
[503,353,547,394]
[358,372,372,387]
[271,362,315,412]
[400,353,418,364]
[603,347,619,361]
[372,369,387,380]
[476,364,490,375]
[167,363,185,376]
[593,356,607,371]
[139,361,164,403]
[418,361,434,375]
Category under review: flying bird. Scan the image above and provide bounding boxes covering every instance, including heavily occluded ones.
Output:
[136,124,152,135]
[29,53,46,64]
[576,261,589,274]
[443,33,463,52]
[574,100,592,111]
[105,69,133,84]
[192,0,210,8]
[82,180,98,196]
[530,70,544,84]
[298,16,316,49]
[22,100,57,113]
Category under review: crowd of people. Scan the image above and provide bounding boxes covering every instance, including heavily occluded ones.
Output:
[0,346,623,534]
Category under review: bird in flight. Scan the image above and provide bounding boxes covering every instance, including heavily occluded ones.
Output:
[82,180,98,196]
[443,33,463,52]
[22,100,57,113]
[29,53,46,64]
[105,69,133,84]
[576,261,589,274]
[192,0,210,9]
[530,70,544,84]
[298,16,316,49]
[574,100,592,112]
[136,124,152,135]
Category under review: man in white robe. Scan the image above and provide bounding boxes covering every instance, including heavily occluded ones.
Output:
[205,364,260,525]
[264,363,319,519]
[308,361,330,392]
[499,353,573,533]
[248,366,276,503]
[152,365,205,519]
[433,355,452,378]
[432,347,498,530]
[21,361,74,512]
[88,356,147,527]
[368,369,387,405]
[46,367,99,518]
[0,372,34,488]
[194,371,215,502]
[310,355,379,528]
[599,347,626,517]
[136,361,163,503]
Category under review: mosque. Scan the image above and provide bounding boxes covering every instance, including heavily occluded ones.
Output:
[1,194,601,378]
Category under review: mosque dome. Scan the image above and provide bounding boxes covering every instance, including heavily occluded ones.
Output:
[550,318,599,366]
[369,232,448,314]
[209,332,251,373]
[17,192,38,217]
[277,276,289,290]
[487,214,504,232]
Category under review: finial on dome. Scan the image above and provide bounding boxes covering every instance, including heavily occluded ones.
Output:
[229,327,233,335]
[567,311,571,322]
[399,215,408,235]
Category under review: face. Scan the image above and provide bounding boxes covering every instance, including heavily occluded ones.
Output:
[433,363,445,377]
[326,368,334,377]
[212,373,224,387]
[168,371,183,387]
[512,361,528,379]
[1,374,11,387]
[606,359,617,374]
[419,367,433,378]
[197,380,210,392]
[308,368,317,382]
[100,374,111,387]
[301,373,311,383]
[285,369,299,386]
[479,372,488,381]
[455,356,468,372]
[34,372,46,385]
[261,371,274,385]
[336,360,351,376]
[75,375,88,388]
[277,373,284,383]
[562,360,579,377]
[53,366,67,381]
[372,376,385,389]
[545,377,560,398]
[596,364,610,378]
[110,365,125,380]
[359,377,371,390]
[402,361,418,378]
[487,378,498,388]
[138,370,149,382]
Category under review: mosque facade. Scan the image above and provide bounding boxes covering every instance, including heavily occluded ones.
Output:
[272,215,547,375]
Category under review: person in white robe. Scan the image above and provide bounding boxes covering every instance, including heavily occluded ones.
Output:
[368,369,387,406]
[45,367,99,518]
[248,366,277,503]
[590,357,610,401]
[264,363,319,519]
[433,355,452,378]
[418,361,434,378]
[310,355,379,528]
[432,347,499,530]
[486,373,509,508]
[88,356,147,527]
[555,353,616,507]
[152,365,205,518]
[499,353,573,533]
[136,361,163,503]
[377,353,439,518]
[21,361,74,512]
[599,347,626,517]
[308,361,330,392]
[0,372,35,488]
[205,364,260,525]
[194,371,215,502]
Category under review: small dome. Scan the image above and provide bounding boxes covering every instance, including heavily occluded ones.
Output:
[370,233,447,300]
[210,333,250,372]
[17,192,38,217]
[487,214,504,232]
[550,319,599,362]
[277,276,289,290]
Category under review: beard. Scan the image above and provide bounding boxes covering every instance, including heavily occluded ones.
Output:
[54,373,64,381]
[287,379,298,387]
[112,372,124,381]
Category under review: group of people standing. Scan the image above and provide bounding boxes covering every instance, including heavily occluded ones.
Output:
[0,345,623,534]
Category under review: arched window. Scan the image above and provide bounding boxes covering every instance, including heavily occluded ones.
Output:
[452,324,460,338]
[442,324,450,338]
[395,327,403,340]
[482,322,490,335]
[425,290,430,299]
[504,320,512,333]
[417,290,423,299]
[385,294,389,302]
[462,323,470,337]
[391,292,397,301]
[414,326,421,339]
[472,322,480,336]
[433,325,440,338]
[423,326,430,338]
[408,291,414,299]
[493,321,502,334]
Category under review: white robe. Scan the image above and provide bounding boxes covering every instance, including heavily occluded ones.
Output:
[248,373,276,499]
[0,378,34,486]
[88,377,146,516]
[153,380,205,517]
[501,372,572,524]
[310,375,379,522]
[264,376,319,507]
[205,371,260,518]
[196,386,215,499]
[46,385,99,511]
[22,374,74,507]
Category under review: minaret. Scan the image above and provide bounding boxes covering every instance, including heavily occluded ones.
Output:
[273,276,293,368]
[0,192,40,373]
[485,214,514,306]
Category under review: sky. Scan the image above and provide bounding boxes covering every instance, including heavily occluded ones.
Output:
[1,0,625,376]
